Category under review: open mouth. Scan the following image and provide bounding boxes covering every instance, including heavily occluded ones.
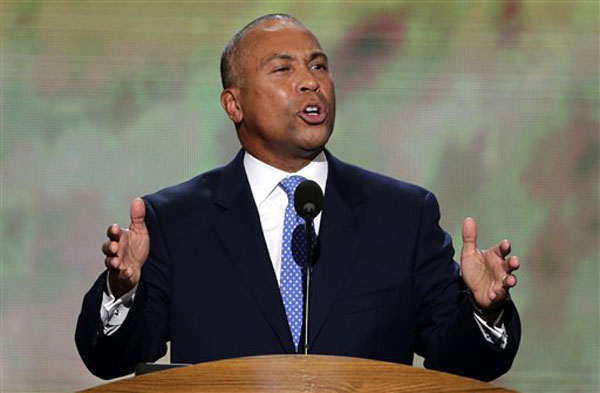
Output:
[299,104,326,125]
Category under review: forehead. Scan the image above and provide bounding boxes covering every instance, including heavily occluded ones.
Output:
[239,21,323,65]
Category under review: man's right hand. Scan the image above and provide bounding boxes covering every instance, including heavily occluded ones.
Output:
[102,198,150,299]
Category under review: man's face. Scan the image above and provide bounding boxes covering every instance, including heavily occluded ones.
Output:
[231,21,336,167]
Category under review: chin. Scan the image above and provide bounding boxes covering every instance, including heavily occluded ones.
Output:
[300,127,332,145]
[298,138,329,154]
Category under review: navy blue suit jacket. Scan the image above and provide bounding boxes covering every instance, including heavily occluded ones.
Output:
[76,150,520,381]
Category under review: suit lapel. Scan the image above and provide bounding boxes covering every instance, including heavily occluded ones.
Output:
[308,152,365,347]
[212,151,295,353]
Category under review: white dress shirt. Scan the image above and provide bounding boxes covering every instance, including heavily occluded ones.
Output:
[243,150,327,285]
[100,150,506,348]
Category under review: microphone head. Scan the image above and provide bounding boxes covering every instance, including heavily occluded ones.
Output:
[294,180,323,220]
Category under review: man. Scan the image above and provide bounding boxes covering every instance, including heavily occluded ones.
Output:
[76,14,521,381]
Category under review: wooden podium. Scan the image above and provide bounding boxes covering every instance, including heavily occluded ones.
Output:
[82,355,516,392]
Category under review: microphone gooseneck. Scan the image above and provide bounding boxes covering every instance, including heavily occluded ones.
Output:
[293,180,323,355]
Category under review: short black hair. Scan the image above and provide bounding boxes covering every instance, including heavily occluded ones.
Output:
[220,14,303,88]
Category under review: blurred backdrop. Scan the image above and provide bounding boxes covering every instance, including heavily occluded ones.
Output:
[1,1,598,391]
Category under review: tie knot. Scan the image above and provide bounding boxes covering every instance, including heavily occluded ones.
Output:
[279,175,306,199]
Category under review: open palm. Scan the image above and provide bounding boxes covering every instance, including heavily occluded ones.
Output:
[102,198,150,299]
[460,217,520,311]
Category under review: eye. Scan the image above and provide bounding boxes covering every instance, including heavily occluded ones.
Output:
[311,63,328,71]
[273,66,290,73]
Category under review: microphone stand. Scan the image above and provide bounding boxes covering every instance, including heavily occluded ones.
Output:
[302,217,314,355]
[294,179,323,356]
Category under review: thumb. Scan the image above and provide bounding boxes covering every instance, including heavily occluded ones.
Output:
[129,197,146,231]
[462,217,478,254]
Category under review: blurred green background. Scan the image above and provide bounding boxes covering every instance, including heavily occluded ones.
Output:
[1,1,598,391]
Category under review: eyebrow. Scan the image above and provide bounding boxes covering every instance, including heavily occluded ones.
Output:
[260,51,328,68]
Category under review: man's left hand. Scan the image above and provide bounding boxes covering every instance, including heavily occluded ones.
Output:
[460,217,520,313]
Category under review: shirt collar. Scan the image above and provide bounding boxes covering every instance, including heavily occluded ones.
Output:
[243,150,328,208]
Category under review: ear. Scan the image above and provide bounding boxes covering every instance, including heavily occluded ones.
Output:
[221,89,243,123]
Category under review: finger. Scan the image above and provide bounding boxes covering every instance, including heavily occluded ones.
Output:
[461,217,478,254]
[508,256,520,272]
[503,274,517,288]
[101,241,111,256]
[104,256,120,270]
[129,198,146,230]
[107,224,122,241]
[500,239,511,257]
[119,267,138,289]
[489,286,510,307]
[488,289,498,301]
[122,266,133,280]
[101,241,118,256]
[492,239,511,258]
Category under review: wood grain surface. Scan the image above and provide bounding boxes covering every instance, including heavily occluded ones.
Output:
[82,354,517,392]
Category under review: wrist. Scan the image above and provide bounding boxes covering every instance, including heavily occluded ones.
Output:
[107,271,135,299]
[466,289,508,325]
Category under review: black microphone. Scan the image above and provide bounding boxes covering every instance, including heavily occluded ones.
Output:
[294,180,323,221]
[293,180,323,355]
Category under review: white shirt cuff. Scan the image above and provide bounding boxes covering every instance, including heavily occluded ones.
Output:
[100,273,137,336]
[473,310,508,349]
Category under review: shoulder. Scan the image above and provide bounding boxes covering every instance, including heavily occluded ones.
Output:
[327,152,433,207]
[142,166,223,211]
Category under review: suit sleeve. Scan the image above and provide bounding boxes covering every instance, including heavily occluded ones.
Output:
[413,192,521,381]
[75,199,171,379]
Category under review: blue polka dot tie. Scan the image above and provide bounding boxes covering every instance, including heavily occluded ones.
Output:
[279,175,311,352]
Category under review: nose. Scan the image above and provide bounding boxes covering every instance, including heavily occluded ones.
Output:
[298,68,320,93]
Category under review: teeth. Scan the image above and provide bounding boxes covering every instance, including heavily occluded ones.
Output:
[305,106,319,114]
